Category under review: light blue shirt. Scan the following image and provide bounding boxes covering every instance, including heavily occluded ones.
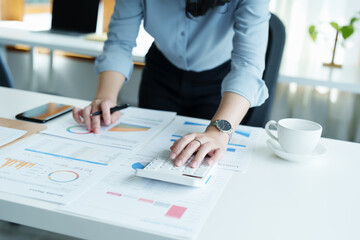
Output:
[95,0,270,107]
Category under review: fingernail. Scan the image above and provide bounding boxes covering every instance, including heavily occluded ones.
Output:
[208,160,214,166]
[191,162,198,168]
[170,152,177,159]
[176,160,183,166]
[94,128,99,134]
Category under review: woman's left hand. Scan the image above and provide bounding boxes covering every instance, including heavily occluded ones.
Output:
[169,126,229,168]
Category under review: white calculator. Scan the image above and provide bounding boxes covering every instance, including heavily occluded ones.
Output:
[135,156,215,187]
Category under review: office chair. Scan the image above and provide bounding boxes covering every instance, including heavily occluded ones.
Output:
[0,53,14,88]
[241,13,286,128]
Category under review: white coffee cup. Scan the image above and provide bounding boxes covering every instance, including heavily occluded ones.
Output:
[265,118,322,155]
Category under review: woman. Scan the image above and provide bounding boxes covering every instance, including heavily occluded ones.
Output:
[73,0,270,168]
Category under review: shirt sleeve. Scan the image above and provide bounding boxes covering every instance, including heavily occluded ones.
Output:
[221,0,271,107]
[95,0,143,80]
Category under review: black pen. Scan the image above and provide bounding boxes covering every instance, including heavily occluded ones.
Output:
[90,104,130,117]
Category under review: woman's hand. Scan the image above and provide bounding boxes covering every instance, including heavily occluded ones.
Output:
[72,71,126,134]
[170,92,251,168]
[169,126,230,168]
[72,98,121,134]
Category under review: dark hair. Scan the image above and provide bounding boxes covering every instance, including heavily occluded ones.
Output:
[185,0,231,18]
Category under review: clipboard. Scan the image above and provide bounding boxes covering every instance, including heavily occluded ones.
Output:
[0,118,47,149]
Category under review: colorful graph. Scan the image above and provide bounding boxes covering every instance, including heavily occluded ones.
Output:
[132,162,149,170]
[105,191,187,219]
[48,170,79,183]
[0,158,36,170]
[109,123,150,132]
[66,126,92,134]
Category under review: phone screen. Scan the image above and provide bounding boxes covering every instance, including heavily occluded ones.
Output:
[16,103,73,123]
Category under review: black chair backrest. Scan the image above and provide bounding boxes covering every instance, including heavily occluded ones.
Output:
[241,13,286,127]
[0,54,14,88]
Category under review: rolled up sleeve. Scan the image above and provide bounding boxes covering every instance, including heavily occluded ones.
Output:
[95,0,143,81]
[221,0,270,107]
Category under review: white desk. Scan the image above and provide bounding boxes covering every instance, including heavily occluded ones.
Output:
[279,59,360,94]
[0,24,151,61]
[0,24,152,92]
[0,27,102,57]
[1,86,360,240]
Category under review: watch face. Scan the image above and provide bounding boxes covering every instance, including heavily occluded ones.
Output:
[216,120,232,132]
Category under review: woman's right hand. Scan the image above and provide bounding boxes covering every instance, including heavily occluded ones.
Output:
[72,98,121,134]
[72,71,126,133]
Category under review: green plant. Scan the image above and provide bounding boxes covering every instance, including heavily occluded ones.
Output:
[309,11,360,67]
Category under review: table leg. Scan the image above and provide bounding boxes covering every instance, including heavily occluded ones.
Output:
[48,49,55,93]
[29,47,38,91]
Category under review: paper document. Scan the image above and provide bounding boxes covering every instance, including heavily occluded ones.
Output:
[0,126,27,147]
[60,116,244,239]
[43,107,176,150]
[0,134,130,204]
[61,165,232,239]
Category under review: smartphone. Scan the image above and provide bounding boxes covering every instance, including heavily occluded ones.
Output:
[16,103,73,123]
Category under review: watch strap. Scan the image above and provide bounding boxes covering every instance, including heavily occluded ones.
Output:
[208,120,233,140]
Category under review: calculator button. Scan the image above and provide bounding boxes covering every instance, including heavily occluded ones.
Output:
[182,166,197,175]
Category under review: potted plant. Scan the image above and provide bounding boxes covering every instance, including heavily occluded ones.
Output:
[309,11,360,68]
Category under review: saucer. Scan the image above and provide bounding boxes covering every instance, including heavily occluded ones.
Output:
[266,139,327,162]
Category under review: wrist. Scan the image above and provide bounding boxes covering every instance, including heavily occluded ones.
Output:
[94,96,117,103]
[96,71,124,102]
[206,124,231,143]
[205,126,230,143]
[207,119,233,142]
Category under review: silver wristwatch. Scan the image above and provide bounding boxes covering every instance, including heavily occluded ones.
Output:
[208,119,233,140]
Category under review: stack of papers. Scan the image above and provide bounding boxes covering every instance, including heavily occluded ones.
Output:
[0,107,261,239]
[0,134,130,204]
[0,126,27,147]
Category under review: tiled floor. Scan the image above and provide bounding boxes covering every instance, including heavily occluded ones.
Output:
[0,220,80,240]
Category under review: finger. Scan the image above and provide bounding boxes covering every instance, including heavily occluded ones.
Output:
[91,114,101,134]
[82,106,92,131]
[207,149,217,157]
[100,101,112,125]
[170,133,197,160]
[190,142,213,168]
[175,139,202,167]
[170,138,181,151]
[207,148,225,166]
[170,137,182,150]
[72,107,83,123]
[110,110,122,124]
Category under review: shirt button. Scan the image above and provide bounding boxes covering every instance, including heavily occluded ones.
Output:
[180,31,185,36]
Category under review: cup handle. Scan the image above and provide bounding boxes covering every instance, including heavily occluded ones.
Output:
[265,120,278,141]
